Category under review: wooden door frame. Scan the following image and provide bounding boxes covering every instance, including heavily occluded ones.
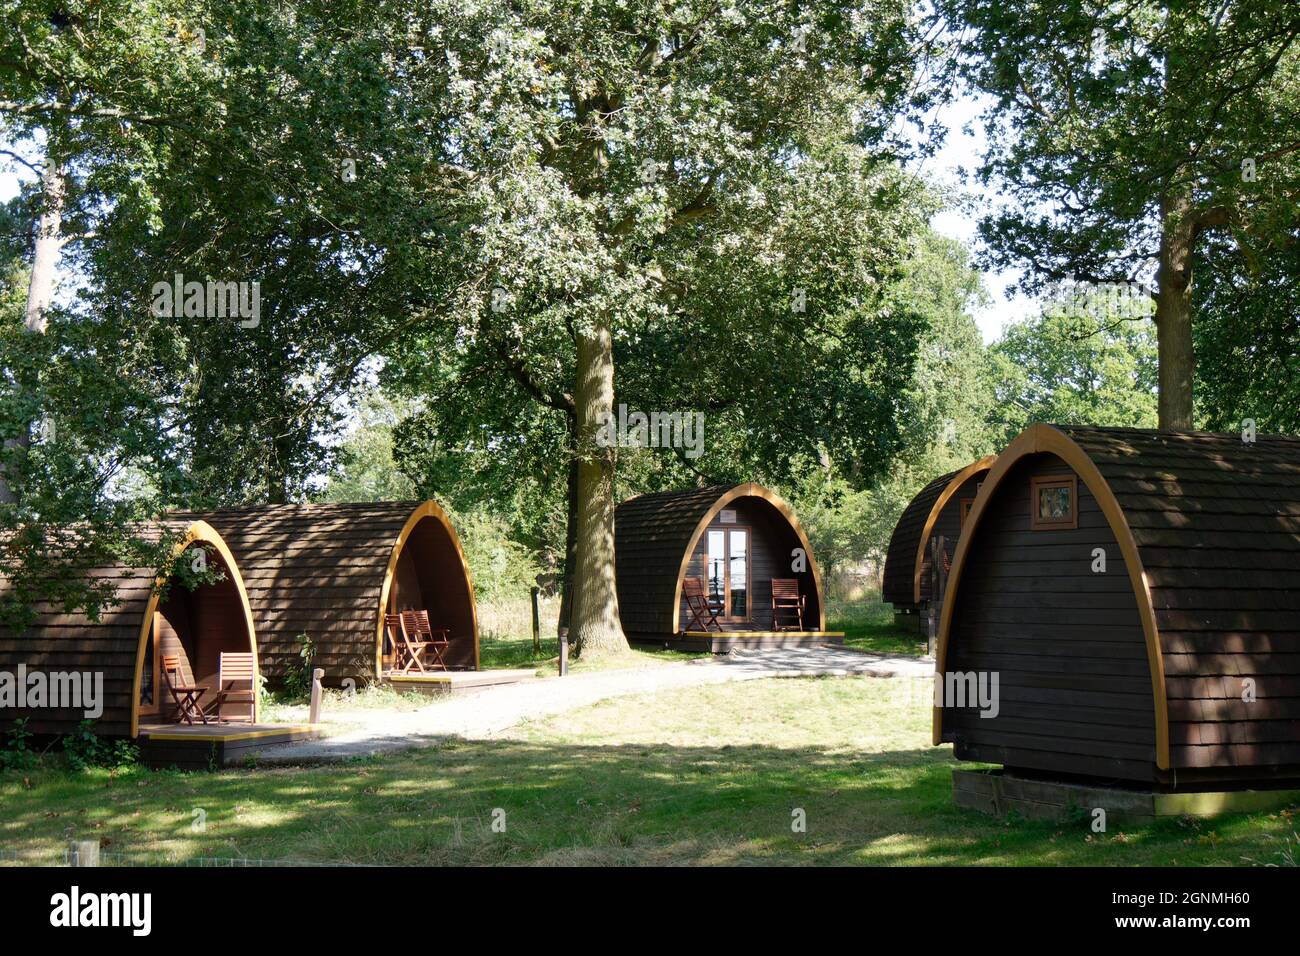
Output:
[138,611,162,717]
[703,525,752,622]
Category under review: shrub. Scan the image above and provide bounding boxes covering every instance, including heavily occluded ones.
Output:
[0,718,37,772]
[62,720,107,771]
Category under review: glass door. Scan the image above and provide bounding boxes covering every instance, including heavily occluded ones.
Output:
[729,530,748,617]
[702,527,750,620]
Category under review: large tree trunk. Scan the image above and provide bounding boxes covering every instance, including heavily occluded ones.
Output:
[0,164,65,504]
[556,410,579,642]
[1154,190,1196,430]
[569,317,628,658]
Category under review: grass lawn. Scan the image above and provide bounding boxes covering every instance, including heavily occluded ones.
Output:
[477,597,924,672]
[478,634,709,674]
[830,600,929,658]
[3,676,1297,866]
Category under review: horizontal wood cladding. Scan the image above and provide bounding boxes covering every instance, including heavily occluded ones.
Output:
[882,461,990,609]
[0,522,248,739]
[187,501,477,682]
[944,453,1158,778]
[615,486,727,637]
[1062,427,1300,777]
[614,484,822,639]
[942,425,1300,787]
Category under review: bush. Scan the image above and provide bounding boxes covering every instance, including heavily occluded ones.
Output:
[281,633,315,700]
[107,739,141,770]
[62,720,107,771]
[0,718,37,772]
[455,508,544,603]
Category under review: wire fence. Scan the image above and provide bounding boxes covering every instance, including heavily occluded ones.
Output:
[0,844,364,868]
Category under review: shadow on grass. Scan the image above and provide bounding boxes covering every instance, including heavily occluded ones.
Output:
[1,737,1289,867]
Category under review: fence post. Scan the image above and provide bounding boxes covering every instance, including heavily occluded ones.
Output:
[68,839,100,867]
[530,586,541,655]
[309,667,325,724]
[558,626,569,677]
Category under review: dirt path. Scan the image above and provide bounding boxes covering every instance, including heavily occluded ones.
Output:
[249,646,933,765]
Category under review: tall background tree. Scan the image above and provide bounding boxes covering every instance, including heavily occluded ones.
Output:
[938,0,1300,428]
[365,0,940,656]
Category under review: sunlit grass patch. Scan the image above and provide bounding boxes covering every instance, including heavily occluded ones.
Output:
[3,677,1298,867]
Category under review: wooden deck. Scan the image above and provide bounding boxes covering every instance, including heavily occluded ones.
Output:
[632,630,846,653]
[138,722,323,769]
[384,668,537,696]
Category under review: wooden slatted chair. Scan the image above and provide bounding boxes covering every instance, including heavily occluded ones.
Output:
[161,654,209,725]
[682,576,722,632]
[383,613,410,673]
[400,609,451,671]
[770,578,806,631]
[209,652,256,723]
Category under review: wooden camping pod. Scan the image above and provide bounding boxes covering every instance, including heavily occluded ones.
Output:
[614,482,835,651]
[0,521,258,738]
[190,501,479,684]
[881,456,995,619]
[934,424,1300,789]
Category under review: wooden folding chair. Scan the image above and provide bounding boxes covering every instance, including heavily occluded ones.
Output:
[383,613,410,672]
[770,578,806,631]
[161,654,209,725]
[682,576,722,632]
[400,609,451,671]
[209,652,256,723]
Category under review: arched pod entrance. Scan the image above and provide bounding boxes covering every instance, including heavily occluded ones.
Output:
[193,501,478,685]
[615,482,839,652]
[0,520,257,740]
[131,522,259,736]
[376,501,480,676]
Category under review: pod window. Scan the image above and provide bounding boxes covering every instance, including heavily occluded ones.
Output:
[1030,474,1078,530]
[959,498,975,527]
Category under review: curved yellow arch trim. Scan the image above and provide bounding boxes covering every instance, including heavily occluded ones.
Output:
[375,500,481,679]
[911,456,997,605]
[670,483,827,634]
[930,425,1170,770]
[129,521,260,737]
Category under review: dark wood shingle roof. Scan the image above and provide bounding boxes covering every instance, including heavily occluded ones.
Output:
[192,502,408,682]
[615,486,733,637]
[937,424,1300,778]
[1058,426,1300,771]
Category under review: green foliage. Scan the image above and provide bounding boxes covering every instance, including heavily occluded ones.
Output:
[321,390,419,504]
[52,721,139,772]
[456,509,544,604]
[61,721,107,771]
[989,301,1159,444]
[107,739,141,771]
[937,0,1300,294]
[0,718,36,771]
[281,634,316,700]
[1194,237,1300,435]
[783,462,878,580]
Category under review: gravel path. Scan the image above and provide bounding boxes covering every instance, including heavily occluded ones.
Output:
[248,646,934,765]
